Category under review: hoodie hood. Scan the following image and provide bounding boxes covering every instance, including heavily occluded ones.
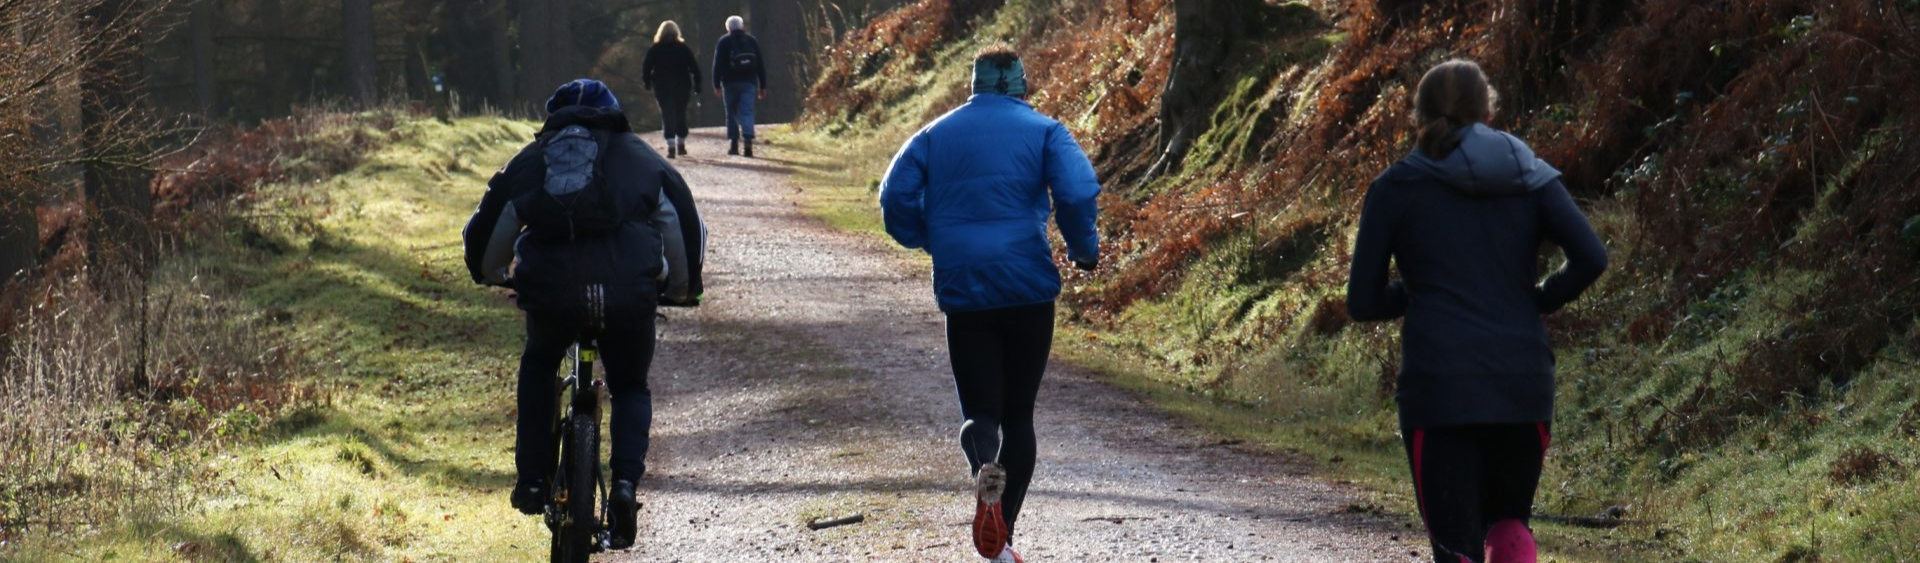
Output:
[1403,123,1562,196]
[540,105,632,135]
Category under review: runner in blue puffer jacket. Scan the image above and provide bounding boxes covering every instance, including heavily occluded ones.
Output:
[878,43,1100,563]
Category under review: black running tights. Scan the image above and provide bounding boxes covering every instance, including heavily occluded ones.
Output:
[947,301,1054,538]
[1403,423,1550,563]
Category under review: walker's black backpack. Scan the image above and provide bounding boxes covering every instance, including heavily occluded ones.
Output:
[516,125,620,241]
[728,37,761,75]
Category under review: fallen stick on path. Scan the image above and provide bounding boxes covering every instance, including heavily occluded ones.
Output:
[806,514,866,530]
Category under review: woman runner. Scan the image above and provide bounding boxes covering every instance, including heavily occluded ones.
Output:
[1346,59,1608,563]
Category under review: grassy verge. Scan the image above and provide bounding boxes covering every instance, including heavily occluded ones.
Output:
[4,115,549,562]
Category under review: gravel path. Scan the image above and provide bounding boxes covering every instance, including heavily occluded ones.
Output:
[608,128,1411,562]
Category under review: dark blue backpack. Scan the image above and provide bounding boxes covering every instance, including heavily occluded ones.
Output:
[515,125,620,241]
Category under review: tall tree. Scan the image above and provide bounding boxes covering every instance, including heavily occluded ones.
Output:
[748,0,804,124]
[516,0,553,112]
[402,0,435,100]
[189,0,216,116]
[257,0,297,116]
[489,0,515,106]
[342,0,378,105]
[515,0,581,113]
[81,0,155,273]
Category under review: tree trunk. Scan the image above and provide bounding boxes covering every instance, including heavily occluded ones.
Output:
[0,188,34,288]
[1150,0,1283,179]
[254,0,298,117]
[747,0,805,124]
[189,0,216,116]
[516,0,553,114]
[402,0,434,101]
[342,0,378,106]
[489,0,515,108]
[82,0,155,275]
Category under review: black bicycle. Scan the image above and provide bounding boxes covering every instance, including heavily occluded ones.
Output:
[543,339,609,563]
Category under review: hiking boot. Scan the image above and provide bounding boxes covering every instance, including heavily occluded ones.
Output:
[676,142,688,157]
[743,138,755,158]
[666,144,676,159]
[510,478,547,516]
[608,479,639,550]
[971,463,1009,558]
[728,139,739,156]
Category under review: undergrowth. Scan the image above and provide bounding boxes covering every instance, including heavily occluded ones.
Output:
[0,108,554,562]
[804,0,1920,561]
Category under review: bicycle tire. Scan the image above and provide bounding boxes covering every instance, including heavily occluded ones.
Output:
[555,407,600,563]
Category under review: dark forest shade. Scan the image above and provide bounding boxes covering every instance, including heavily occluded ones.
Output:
[83,0,156,273]
[189,0,217,115]
[342,0,378,105]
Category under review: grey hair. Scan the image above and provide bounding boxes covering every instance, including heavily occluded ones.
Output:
[726,15,744,31]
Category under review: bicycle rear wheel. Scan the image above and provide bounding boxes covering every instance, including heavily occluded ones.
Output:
[553,412,600,563]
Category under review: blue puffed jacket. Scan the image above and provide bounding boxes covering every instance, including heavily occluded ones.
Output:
[879,94,1101,312]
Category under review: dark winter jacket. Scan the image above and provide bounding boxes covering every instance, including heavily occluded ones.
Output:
[1346,123,1608,429]
[711,30,766,90]
[462,106,708,320]
[642,41,701,95]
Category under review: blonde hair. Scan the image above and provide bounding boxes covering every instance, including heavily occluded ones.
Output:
[1413,59,1498,158]
[654,20,682,43]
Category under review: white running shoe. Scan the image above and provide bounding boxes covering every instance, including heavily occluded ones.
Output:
[989,545,1024,563]
[971,463,1010,558]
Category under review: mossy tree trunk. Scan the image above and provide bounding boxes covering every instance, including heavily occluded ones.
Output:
[1151,0,1289,179]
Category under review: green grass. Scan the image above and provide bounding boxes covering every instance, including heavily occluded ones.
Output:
[775,1,1920,556]
[3,115,550,562]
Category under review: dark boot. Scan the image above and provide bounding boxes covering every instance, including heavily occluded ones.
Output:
[728,138,739,156]
[677,142,688,157]
[609,479,638,549]
[666,143,676,159]
[743,138,755,158]
[509,477,547,516]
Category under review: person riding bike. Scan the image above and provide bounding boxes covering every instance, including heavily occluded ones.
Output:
[462,78,707,550]
[878,43,1101,563]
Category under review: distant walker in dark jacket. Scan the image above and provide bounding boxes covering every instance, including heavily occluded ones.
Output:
[1346,59,1607,563]
[461,78,708,552]
[711,15,766,157]
[878,43,1100,563]
[642,20,701,159]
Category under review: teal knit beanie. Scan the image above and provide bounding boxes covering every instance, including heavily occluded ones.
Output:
[971,58,1027,97]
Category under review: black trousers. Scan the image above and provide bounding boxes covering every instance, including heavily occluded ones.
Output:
[1403,423,1550,563]
[516,310,658,485]
[655,87,691,141]
[946,301,1054,538]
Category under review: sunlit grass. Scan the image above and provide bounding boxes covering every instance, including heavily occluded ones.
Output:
[3,115,548,563]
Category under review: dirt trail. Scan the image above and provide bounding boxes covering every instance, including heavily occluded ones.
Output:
[608,128,1408,562]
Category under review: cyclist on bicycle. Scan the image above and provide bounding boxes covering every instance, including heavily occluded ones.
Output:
[462,78,707,550]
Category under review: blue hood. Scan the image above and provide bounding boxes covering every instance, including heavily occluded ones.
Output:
[1403,123,1562,196]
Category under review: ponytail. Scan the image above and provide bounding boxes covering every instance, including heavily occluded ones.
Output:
[1412,60,1494,159]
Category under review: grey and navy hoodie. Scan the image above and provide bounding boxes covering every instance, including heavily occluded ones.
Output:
[462,106,708,321]
[1346,124,1608,429]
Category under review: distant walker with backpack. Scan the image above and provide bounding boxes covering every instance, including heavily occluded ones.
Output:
[712,15,767,157]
